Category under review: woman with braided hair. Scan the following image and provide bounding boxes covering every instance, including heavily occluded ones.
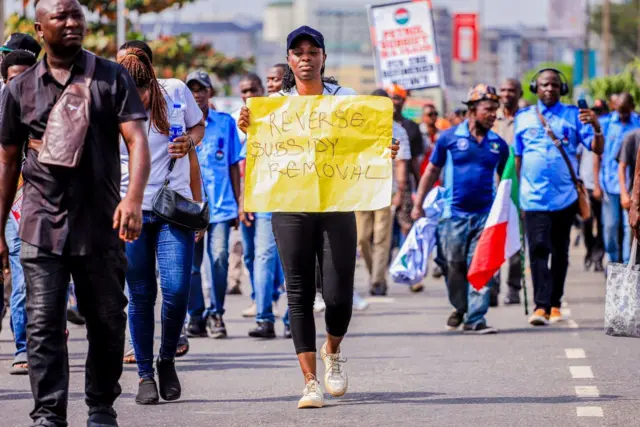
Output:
[117,43,206,405]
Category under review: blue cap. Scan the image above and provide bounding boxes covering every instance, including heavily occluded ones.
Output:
[286,26,325,51]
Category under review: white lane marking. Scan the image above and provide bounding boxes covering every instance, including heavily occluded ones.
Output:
[567,319,579,329]
[363,297,396,304]
[576,406,603,417]
[575,386,600,398]
[565,348,586,359]
[570,366,594,379]
[562,308,572,316]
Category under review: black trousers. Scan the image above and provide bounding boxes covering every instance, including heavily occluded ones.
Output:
[20,242,128,426]
[272,212,356,354]
[493,252,523,295]
[524,203,577,313]
[583,189,605,263]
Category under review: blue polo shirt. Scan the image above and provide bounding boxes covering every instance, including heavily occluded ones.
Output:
[197,109,243,224]
[514,100,595,212]
[599,111,640,195]
[430,120,509,217]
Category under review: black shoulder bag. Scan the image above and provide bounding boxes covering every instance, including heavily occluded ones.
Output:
[152,155,210,230]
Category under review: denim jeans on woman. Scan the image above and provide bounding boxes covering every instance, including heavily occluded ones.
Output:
[126,212,194,379]
[437,213,494,327]
[602,192,631,264]
[188,221,232,320]
[6,217,27,357]
[241,215,281,324]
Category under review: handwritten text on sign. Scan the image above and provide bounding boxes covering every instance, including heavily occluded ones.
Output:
[244,95,393,212]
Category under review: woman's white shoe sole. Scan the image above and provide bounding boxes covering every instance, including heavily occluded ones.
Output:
[297,399,324,409]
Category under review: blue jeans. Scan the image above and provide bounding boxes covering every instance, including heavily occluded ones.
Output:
[189,221,231,319]
[438,213,494,327]
[240,217,281,323]
[241,220,282,304]
[126,212,194,379]
[602,192,631,264]
[7,218,26,356]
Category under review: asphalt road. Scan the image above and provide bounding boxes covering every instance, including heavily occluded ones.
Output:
[1,239,639,427]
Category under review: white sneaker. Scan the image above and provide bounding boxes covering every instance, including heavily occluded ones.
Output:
[352,292,369,311]
[241,303,257,318]
[297,379,324,409]
[320,342,348,397]
[313,293,326,313]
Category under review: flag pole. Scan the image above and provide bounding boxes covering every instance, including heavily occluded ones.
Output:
[519,217,528,316]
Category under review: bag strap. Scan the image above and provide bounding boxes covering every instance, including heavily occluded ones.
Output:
[535,107,580,187]
[80,50,96,87]
[164,152,209,203]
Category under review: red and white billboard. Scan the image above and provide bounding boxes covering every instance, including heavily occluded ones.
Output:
[453,13,479,63]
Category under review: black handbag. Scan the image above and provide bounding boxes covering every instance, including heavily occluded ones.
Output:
[152,156,210,231]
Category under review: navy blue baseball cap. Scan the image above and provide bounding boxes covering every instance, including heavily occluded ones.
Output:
[0,33,41,57]
[286,26,325,51]
[186,69,213,88]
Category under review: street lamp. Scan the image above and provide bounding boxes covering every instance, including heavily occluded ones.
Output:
[117,0,125,48]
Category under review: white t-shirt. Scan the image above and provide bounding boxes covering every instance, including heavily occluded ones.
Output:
[393,121,411,193]
[120,78,203,211]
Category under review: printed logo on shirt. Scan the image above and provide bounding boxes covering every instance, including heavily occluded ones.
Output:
[526,127,539,138]
[215,137,225,161]
[456,138,469,151]
[490,142,500,153]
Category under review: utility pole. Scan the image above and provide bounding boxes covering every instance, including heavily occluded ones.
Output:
[117,0,126,49]
[583,0,590,83]
[602,0,611,75]
[637,0,640,57]
[0,0,5,42]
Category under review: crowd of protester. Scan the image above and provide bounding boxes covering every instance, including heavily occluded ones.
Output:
[0,0,639,424]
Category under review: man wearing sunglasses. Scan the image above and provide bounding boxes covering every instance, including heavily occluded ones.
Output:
[411,85,509,335]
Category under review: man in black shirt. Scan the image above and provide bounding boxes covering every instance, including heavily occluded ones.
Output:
[0,0,150,426]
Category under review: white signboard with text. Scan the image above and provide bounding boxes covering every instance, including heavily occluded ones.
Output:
[368,0,441,90]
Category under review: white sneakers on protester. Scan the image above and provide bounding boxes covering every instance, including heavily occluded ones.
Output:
[298,378,324,409]
[320,342,348,397]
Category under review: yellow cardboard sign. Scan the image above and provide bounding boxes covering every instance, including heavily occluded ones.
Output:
[244,95,393,212]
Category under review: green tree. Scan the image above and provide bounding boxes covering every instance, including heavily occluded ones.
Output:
[590,0,640,63]
[521,62,574,105]
[585,60,640,101]
[6,0,253,86]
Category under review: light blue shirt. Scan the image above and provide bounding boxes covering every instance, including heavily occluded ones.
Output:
[197,109,242,223]
[239,143,271,220]
[599,111,640,195]
[514,100,595,212]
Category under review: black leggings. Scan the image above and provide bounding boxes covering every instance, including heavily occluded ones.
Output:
[272,212,357,354]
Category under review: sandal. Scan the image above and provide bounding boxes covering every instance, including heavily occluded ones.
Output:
[176,334,189,358]
[9,353,28,375]
[123,348,136,364]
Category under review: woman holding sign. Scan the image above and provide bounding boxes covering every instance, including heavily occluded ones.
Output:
[238,26,399,409]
